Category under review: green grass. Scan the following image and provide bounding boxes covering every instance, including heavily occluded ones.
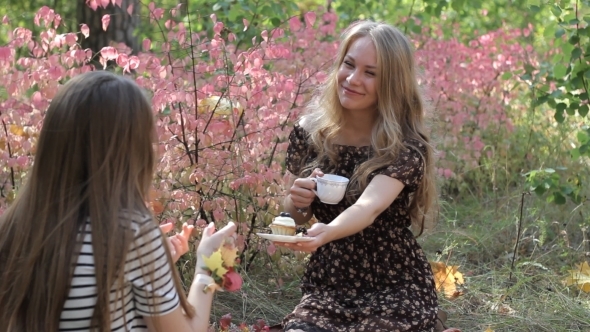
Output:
[196,188,590,331]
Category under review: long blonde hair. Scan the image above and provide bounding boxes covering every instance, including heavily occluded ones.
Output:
[0,71,194,331]
[302,21,437,234]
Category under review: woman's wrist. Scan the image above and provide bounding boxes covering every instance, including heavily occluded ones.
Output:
[194,258,210,276]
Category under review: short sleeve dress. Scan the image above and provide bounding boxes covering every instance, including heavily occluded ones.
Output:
[281,123,438,332]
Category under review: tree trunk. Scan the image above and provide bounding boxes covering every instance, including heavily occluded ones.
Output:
[77,0,140,54]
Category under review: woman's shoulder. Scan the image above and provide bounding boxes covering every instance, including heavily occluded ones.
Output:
[288,116,312,143]
[401,137,428,156]
[119,209,156,235]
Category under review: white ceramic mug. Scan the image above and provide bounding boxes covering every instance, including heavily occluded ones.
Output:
[310,174,350,204]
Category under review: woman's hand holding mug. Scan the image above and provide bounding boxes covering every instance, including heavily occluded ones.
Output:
[289,168,324,208]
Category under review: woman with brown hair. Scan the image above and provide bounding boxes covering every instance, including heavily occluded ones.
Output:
[276,21,439,331]
[0,70,235,332]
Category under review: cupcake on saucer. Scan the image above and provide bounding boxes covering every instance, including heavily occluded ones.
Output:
[270,212,296,236]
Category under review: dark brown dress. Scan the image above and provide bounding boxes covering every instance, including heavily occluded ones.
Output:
[282,123,438,332]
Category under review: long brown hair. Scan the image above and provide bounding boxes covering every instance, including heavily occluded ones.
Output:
[0,71,194,331]
[302,21,438,234]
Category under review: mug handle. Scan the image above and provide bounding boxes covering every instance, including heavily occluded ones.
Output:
[310,177,319,196]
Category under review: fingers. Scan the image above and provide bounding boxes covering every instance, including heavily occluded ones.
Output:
[159,223,174,233]
[201,222,216,239]
[216,221,237,237]
[180,223,194,239]
[310,168,324,178]
[305,222,323,237]
[196,221,237,260]
[169,236,180,257]
[292,177,317,191]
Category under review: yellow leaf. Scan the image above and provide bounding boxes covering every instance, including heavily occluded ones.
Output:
[202,250,228,279]
[484,326,494,332]
[9,125,25,137]
[563,261,590,293]
[220,244,238,267]
[198,96,243,119]
[430,261,465,299]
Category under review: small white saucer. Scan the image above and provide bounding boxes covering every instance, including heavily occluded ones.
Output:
[256,233,314,243]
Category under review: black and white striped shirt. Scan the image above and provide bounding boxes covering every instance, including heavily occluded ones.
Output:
[59,214,180,331]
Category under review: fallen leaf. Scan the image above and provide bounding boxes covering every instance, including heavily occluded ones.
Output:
[202,250,228,279]
[220,243,238,266]
[484,327,494,332]
[563,261,590,293]
[430,261,465,299]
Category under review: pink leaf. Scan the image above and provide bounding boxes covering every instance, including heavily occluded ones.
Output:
[219,313,232,329]
[16,156,28,168]
[2,15,10,24]
[127,4,134,16]
[128,56,139,70]
[53,14,62,29]
[266,242,276,255]
[213,22,224,35]
[288,16,301,32]
[99,46,118,60]
[86,0,98,11]
[100,0,109,8]
[304,11,316,28]
[261,30,268,42]
[142,38,151,51]
[210,13,217,24]
[101,15,110,31]
[80,24,89,38]
[223,271,243,292]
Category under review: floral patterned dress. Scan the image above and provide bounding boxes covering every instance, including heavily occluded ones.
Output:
[281,123,438,332]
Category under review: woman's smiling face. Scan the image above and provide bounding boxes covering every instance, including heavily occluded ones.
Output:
[337,36,379,115]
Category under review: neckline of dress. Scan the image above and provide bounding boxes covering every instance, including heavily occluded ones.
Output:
[333,143,371,150]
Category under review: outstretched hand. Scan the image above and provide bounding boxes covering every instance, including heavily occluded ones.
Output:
[195,222,237,273]
[274,222,332,253]
[160,222,194,263]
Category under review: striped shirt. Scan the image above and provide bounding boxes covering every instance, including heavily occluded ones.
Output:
[59,213,180,331]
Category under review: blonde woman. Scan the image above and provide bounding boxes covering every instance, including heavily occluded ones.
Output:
[0,71,236,332]
[276,21,439,331]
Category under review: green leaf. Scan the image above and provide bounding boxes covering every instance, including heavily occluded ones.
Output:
[554,63,568,79]
[451,0,465,11]
[271,17,281,27]
[534,95,549,106]
[569,34,580,45]
[566,108,576,116]
[551,4,562,17]
[544,168,556,173]
[561,186,574,196]
[571,47,582,60]
[555,27,566,38]
[556,103,567,112]
[570,76,584,90]
[501,72,513,80]
[534,185,547,196]
[555,110,565,123]
[585,70,590,79]
[571,148,581,159]
[552,192,567,205]
[579,105,589,117]
[530,5,541,13]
